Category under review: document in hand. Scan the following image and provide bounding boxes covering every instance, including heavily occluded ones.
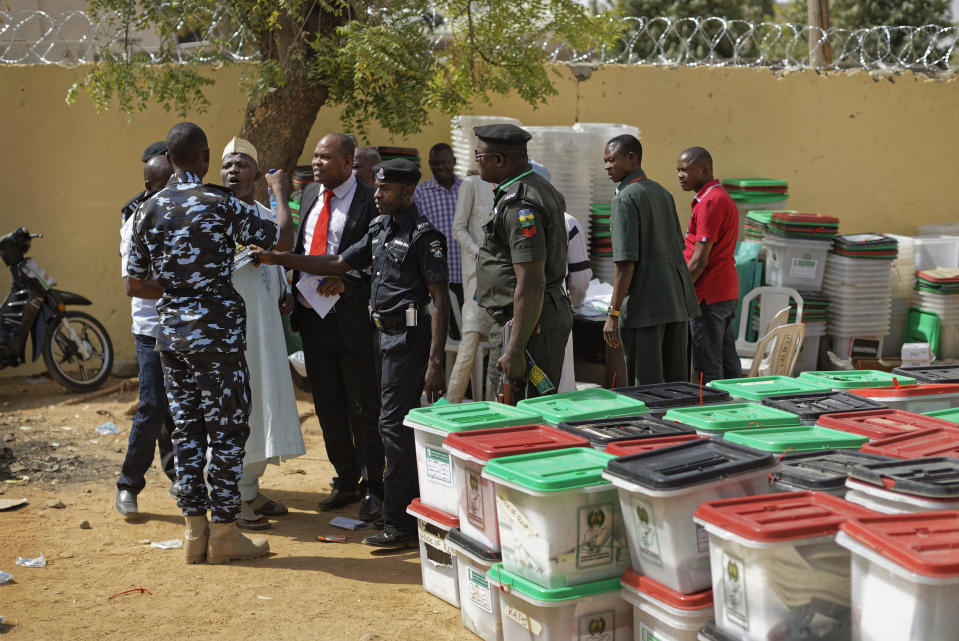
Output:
[296,275,340,318]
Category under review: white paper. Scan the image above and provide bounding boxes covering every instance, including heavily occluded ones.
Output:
[296,275,340,319]
[329,516,367,531]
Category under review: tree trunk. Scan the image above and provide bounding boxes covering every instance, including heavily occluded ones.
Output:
[808,0,833,66]
[238,63,328,205]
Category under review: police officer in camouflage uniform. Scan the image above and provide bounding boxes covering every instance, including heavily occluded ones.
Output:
[125,122,294,565]
[252,158,449,549]
[473,124,572,400]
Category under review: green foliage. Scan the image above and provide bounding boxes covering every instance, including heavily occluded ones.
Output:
[615,0,776,60]
[70,0,622,136]
[779,1,952,28]
[618,0,775,22]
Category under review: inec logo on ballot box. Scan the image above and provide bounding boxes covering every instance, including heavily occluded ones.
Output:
[579,610,614,641]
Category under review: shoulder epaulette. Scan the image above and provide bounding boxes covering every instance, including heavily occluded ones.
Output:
[371,214,389,228]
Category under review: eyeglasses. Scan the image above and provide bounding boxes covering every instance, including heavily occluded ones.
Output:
[474,150,501,162]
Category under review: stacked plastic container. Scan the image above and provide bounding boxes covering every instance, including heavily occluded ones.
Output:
[523,126,593,237]
[722,178,789,242]
[662,403,801,438]
[450,115,522,174]
[885,234,917,357]
[442,424,589,641]
[483,447,633,640]
[706,375,831,403]
[760,213,836,291]
[613,382,731,417]
[516,388,648,427]
[603,439,779,641]
[570,122,640,208]
[843,457,959,514]
[912,267,959,359]
[822,235,898,360]
[837,511,959,641]
[403,401,543,608]
[847,383,959,413]
[694,492,874,641]
[769,450,894,496]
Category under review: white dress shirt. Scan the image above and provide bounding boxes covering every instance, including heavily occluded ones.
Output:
[301,173,357,256]
[297,174,358,309]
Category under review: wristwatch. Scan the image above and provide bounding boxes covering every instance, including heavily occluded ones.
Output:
[606,306,620,317]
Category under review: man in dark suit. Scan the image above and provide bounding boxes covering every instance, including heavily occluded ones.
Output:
[292,133,384,520]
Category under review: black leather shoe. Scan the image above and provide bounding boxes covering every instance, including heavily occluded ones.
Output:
[318,479,362,511]
[362,525,418,548]
[115,489,138,518]
[357,494,384,521]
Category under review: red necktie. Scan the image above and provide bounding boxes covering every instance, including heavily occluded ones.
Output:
[308,189,334,255]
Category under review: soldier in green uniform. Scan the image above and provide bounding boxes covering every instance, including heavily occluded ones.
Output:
[602,134,699,385]
[473,124,572,399]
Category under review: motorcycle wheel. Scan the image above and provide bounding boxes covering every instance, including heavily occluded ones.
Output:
[42,311,114,393]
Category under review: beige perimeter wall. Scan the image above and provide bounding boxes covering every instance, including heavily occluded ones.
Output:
[0,63,956,373]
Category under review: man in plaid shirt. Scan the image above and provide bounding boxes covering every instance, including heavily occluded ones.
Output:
[414,143,463,334]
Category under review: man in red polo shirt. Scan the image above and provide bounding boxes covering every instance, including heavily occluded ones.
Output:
[678,147,741,383]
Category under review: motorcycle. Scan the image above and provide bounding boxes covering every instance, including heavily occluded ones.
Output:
[0,227,113,392]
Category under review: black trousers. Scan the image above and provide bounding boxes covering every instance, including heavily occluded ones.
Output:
[296,305,384,497]
[377,320,430,531]
[118,333,177,493]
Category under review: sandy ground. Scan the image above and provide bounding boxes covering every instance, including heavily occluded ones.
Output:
[0,374,475,641]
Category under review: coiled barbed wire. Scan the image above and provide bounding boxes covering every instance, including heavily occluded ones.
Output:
[1,9,956,71]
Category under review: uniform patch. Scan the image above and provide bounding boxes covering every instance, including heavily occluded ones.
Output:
[429,239,444,258]
[517,209,537,237]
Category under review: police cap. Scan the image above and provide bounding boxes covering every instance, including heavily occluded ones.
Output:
[141,140,168,163]
[472,123,532,147]
[374,158,421,185]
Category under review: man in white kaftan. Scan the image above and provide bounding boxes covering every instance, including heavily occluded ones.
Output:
[221,137,306,529]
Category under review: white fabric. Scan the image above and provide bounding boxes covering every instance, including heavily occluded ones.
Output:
[232,202,306,467]
[559,214,591,392]
[297,174,357,308]
[302,174,357,256]
[451,174,495,334]
[564,213,592,307]
[120,214,160,338]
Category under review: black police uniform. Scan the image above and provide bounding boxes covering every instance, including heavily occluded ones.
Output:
[341,198,448,533]
[127,171,281,523]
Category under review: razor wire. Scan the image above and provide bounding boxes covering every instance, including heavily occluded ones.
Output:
[1,9,956,72]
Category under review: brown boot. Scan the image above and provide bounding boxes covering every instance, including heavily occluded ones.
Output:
[206,521,269,565]
[184,515,209,564]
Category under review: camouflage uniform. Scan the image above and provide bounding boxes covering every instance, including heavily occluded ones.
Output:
[126,171,280,522]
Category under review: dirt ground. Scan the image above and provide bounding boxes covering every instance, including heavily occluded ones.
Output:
[0,374,476,641]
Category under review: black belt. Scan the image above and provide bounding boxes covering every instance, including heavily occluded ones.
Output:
[370,304,429,331]
[486,287,568,326]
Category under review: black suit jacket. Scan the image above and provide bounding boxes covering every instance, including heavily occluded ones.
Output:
[292,179,376,353]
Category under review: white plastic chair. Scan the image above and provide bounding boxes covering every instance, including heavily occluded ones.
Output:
[746,322,806,377]
[736,286,804,358]
[444,289,489,401]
